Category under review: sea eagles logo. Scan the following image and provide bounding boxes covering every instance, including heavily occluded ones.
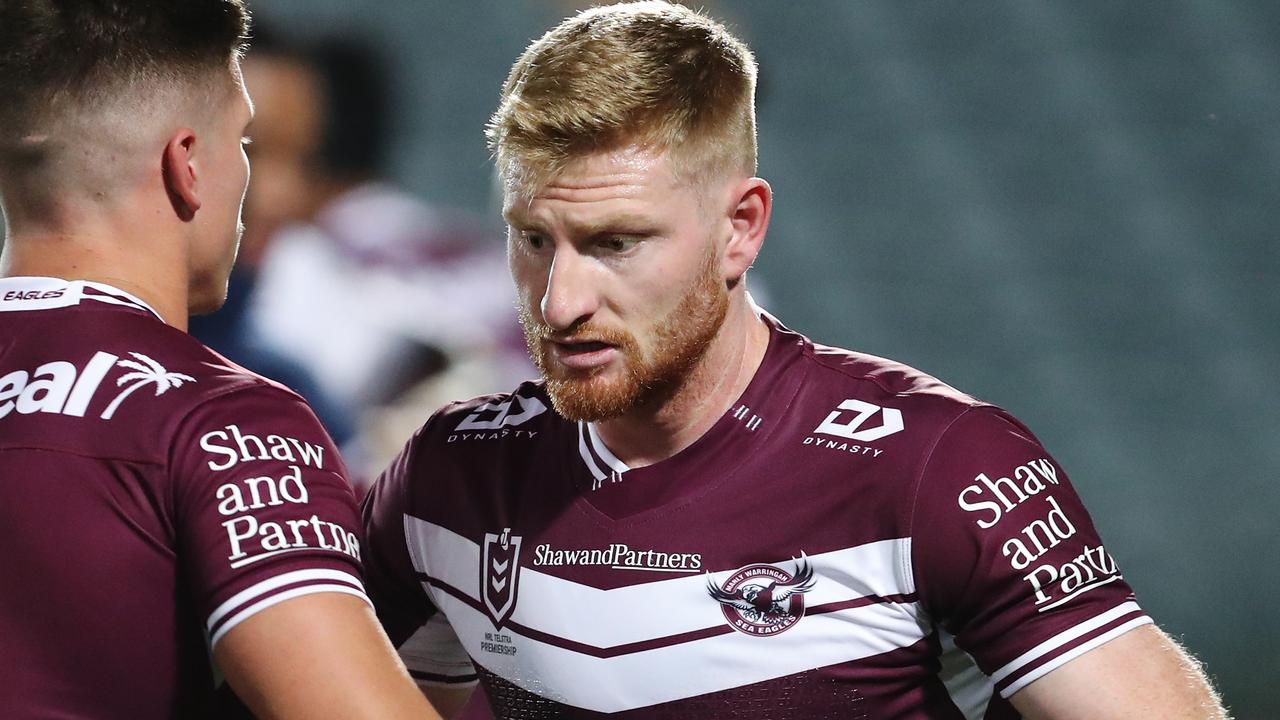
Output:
[707,554,817,636]
[481,528,523,630]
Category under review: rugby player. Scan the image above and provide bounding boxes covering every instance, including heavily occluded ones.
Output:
[360,2,1227,718]
[0,2,438,717]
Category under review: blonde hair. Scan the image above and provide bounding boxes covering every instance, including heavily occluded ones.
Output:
[487,1,757,192]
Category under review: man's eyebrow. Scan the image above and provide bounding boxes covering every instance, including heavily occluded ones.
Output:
[502,206,529,226]
[504,212,656,236]
[576,214,656,235]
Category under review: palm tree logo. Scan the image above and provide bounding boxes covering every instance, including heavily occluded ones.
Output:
[100,352,197,419]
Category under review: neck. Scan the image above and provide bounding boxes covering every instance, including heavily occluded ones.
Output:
[593,295,771,468]
[1,222,189,331]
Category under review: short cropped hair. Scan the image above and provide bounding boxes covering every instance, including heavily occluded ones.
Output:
[0,0,250,150]
[486,1,757,192]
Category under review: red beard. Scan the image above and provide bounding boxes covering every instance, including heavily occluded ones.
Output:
[519,246,728,422]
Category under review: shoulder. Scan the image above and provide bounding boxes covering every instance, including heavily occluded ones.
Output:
[792,333,1054,497]
[95,310,308,412]
[787,326,996,447]
[806,337,979,406]
[371,381,565,502]
[397,380,562,464]
[0,305,319,464]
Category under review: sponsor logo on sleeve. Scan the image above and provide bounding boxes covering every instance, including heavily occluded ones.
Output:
[481,529,523,633]
[956,457,1125,611]
[448,393,546,442]
[456,393,546,430]
[0,351,194,422]
[200,424,360,569]
[707,554,817,636]
[802,399,903,457]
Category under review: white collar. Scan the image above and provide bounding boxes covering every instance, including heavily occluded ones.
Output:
[0,276,164,323]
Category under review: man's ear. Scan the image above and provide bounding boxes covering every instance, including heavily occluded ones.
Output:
[722,176,772,286]
[162,129,200,222]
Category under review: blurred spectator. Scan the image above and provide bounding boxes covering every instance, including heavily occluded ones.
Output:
[235,29,530,484]
[188,261,355,446]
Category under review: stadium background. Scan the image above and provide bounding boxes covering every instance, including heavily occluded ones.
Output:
[5,0,1275,716]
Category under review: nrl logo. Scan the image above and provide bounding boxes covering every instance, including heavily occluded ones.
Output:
[481,528,523,630]
[707,553,817,636]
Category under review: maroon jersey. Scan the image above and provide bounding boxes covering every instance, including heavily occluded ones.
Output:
[0,277,368,719]
[363,314,1150,719]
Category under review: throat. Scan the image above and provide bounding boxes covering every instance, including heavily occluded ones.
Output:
[593,312,770,468]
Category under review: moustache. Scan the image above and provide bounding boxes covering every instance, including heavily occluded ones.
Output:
[517,308,635,349]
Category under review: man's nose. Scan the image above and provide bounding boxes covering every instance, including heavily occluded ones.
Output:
[540,247,599,332]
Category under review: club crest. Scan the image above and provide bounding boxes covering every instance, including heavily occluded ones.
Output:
[707,553,817,636]
[481,528,523,629]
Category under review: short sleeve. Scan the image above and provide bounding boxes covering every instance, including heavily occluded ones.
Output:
[169,386,369,648]
[360,428,441,648]
[911,407,1152,698]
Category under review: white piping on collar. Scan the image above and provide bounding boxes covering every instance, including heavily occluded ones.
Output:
[577,423,610,484]
[576,421,631,487]
[585,422,630,475]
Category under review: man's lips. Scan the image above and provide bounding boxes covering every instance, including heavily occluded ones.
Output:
[547,339,620,370]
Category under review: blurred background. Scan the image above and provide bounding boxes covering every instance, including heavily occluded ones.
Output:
[10,0,1276,715]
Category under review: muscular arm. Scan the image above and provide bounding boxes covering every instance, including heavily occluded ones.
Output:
[910,409,1227,716]
[1010,624,1228,720]
[216,593,441,720]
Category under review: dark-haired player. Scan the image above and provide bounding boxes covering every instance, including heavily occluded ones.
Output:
[0,2,438,717]
[361,2,1226,718]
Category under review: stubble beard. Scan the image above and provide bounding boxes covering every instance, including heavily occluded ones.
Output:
[519,248,730,423]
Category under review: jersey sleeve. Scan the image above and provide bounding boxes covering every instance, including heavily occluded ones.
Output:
[360,429,439,646]
[360,421,478,688]
[169,385,369,649]
[910,407,1152,698]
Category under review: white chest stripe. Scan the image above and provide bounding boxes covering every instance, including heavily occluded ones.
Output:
[404,516,918,649]
[401,516,928,711]
[434,586,928,713]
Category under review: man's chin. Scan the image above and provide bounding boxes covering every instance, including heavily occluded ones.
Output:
[544,373,640,423]
[187,294,226,317]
